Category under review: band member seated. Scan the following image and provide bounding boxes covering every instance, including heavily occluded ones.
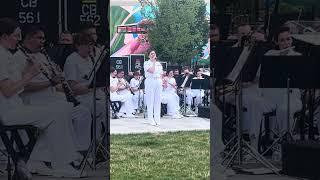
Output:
[64,33,107,136]
[233,24,266,47]
[262,26,302,135]
[222,36,275,149]
[0,18,83,177]
[109,67,136,118]
[116,70,137,115]
[47,31,74,69]
[14,24,92,158]
[177,66,194,107]
[190,69,205,111]
[130,71,144,111]
[161,70,183,119]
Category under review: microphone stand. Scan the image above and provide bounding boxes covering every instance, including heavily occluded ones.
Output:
[80,45,108,174]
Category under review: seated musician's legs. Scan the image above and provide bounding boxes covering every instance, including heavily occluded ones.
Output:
[2,105,79,170]
[185,89,193,106]
[72,105,92,151]
[110,92,135,116]
[132,93,139,110]
[275,102,302,135]
[166,93,179,116]
[242,94,275,148]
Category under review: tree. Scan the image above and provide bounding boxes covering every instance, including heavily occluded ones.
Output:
[145,0,209,65]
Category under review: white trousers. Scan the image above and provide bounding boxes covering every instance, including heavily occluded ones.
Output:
[110,91,135,115]
[224,85,275,139]
[78,91,107,140]
[162,91,180,116]
[262,88,302,134]
[191,89,205,107]
[132,90,144,108]
[1,105,79,169]
[21,92,92,151]
[180,88,193,106]
[145,78,162,123]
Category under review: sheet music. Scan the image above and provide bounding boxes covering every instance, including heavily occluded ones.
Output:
[226,46,251,82]
[292,33,320,45]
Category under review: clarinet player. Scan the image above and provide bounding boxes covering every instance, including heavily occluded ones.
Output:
[144,50,163,126]
[14,25,92,157]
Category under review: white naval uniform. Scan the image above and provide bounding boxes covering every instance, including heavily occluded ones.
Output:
[180,75,193,106]
[14,50,92,151]
[0,46,79,168]
[190,77,205,107]
[262,49,302,134]
[130,77,144,108]
[64,52,106,138]
[144,60,163,124]
[162,77,180,116]
[110,76,136,115]
[223,62,276,145]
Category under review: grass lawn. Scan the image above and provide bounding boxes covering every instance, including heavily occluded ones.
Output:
[111,130,210,180]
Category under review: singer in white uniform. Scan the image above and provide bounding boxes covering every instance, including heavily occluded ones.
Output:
[14,26,92,153]
[144,50,163,125]
[0,18,82,177]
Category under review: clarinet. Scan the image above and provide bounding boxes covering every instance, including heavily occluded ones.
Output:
[40,48,81,107]
[17,45,53,84]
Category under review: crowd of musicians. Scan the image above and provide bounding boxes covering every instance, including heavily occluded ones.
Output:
[212,21,320,161]
[110,54,211,125]
[0,18,107,177]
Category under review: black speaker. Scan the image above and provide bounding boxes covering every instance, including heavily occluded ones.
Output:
[198,106,210,118]
[282,141,320,179]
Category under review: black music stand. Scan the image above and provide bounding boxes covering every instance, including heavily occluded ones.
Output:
[191,79,209,106]
[218,46,280,175]
[80,46,108,174]
[259,55,320,141]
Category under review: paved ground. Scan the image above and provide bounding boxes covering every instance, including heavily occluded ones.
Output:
[110,115,210,134]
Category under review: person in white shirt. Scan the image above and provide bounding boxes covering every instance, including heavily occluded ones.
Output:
[0,18,82,177]
[109,67,136,117]
[162,70,183,118]
[262,26,302,135]
[130,71,144,111]
[63,33,107,141]
[144,50,163,125]
[15,25,92,155]
[178,66,194,107]
[191,69,205,111]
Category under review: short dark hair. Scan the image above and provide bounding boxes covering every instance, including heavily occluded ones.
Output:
[21,24,45,41]
[210,24,219,31]
[110,67,116,74]
[0,18,19,37]
[79,22,96,33]
[73,33,93,46]
[274,26,290,42]
[183,66,189,71]
[147,48,155,56]
[133,71,140,76]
